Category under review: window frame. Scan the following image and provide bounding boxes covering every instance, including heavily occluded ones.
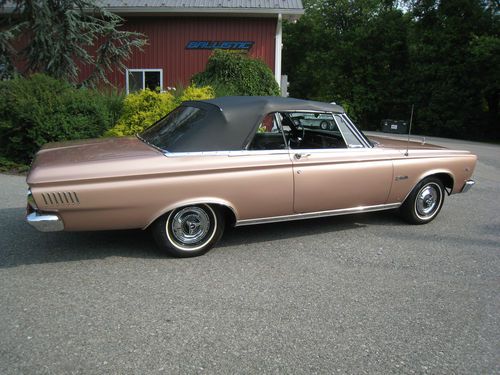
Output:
[125,68,163,94]
[246,113,288,151]
[277,110,371,151]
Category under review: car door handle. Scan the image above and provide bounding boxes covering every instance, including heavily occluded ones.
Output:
[294,153,311,160]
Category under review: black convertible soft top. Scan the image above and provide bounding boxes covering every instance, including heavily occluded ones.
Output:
[185,96,345,152]
[142,96,345,153]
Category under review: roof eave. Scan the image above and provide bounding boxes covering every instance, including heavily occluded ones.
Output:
[105,7,304,17]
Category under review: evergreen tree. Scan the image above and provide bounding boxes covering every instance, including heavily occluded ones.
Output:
[0,0,147,86]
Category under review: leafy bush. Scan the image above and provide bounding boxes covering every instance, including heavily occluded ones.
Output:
[105,84,215,136]
[192,50,280,97]
[105,89,176,137]
[0,156,30,174]
[0,74,123,164]
[178,84,215,102]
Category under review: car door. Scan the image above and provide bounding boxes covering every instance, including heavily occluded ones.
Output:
[288,113,395,213]
[227,113,294,220]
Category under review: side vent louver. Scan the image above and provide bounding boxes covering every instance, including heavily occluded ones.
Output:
[42,192,80,206]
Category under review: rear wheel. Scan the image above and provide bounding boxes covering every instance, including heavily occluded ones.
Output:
[400,177,445,224]
[152,204,224,257]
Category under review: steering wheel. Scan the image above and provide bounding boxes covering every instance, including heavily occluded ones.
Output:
[289,127,306,148]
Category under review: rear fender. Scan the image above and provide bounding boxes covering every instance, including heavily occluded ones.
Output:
[143,197,239,229]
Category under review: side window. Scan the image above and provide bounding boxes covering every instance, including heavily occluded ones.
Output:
[334,115,364,148]
[281,111,347,149]
[248,113,286,150]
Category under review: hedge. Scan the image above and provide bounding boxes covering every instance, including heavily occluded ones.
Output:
[0,74,123,164]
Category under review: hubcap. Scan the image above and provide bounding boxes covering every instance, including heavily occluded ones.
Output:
[171,207,210,245]
[415,184,440,218]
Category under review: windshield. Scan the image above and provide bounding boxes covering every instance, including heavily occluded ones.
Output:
[139,106,206,151]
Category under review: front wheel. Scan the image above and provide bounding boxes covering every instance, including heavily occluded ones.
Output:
[400,177,445,224]
[152,204,224,257]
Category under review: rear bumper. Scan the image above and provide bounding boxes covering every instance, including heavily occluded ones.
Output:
[460,179,475,193]
[27,211,64,232]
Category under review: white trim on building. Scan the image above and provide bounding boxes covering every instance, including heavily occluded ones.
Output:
[125,68,164,94]
[274,13,283,88]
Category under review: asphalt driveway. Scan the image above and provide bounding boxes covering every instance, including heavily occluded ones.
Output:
[0,135,499,374]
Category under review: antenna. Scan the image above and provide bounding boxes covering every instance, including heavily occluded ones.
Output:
[405,104,414,157]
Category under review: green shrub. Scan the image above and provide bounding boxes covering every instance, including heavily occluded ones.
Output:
[105,89,176,137]
[178,84,215,102]
[0,156,30,174]
[192,50,280,97]
[0,74,122,164]
[105,84,215,136]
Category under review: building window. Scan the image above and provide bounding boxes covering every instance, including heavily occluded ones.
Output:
[126,69,163,94]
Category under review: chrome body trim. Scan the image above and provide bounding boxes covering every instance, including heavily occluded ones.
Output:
[163,147,379,158]
[235,203,401,226]
[27,189,38,210]
[460,179,475,193]
[164,149,291,157]
[27,211,64,232]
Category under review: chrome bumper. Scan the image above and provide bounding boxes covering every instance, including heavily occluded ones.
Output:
[460,179,475,193]
[26,211,64,232]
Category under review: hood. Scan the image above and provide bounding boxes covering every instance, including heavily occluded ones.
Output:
[368,135,446,150]
[27,137,164,185]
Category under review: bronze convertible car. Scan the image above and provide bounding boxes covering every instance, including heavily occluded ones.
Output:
[26,96,477,257]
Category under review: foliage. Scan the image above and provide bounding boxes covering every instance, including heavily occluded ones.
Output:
[0,156,29,175]
[105,85,215,137]
[283,0,500,140]
[104,89,176,137]
[192,50,280,96]
[0,74,122,164]
[0,0,147,86]
[178,84,215,102]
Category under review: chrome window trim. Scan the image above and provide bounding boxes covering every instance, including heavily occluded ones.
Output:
[281,109,344,114]
[331,114,352,148]
[235,203,401,226]
[164,149,291,157]
[341,114,373,148]
[163,147,377,157]
[281,110,369,150]
[244,112,289,151]
[333,114,370,149]
[285,147,373,155]
[275,112,289,148]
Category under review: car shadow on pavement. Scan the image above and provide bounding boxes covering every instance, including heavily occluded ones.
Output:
[218,209,404,248]
[0,207,405,268]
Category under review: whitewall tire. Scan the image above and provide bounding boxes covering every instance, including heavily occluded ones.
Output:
[152,204,224,257]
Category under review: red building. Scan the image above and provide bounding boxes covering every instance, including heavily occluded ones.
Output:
[83,0,304,93]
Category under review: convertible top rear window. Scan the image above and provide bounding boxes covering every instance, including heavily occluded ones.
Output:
[140,106,206,151]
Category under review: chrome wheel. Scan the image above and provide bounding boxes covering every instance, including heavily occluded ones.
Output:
[414,182,442,220]
[171,207,210,245]
[165,204,218,252]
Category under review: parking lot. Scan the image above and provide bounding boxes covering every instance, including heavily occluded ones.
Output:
[1,134,499,374]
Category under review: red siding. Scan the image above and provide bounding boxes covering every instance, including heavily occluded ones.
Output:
[78,16,277,90]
